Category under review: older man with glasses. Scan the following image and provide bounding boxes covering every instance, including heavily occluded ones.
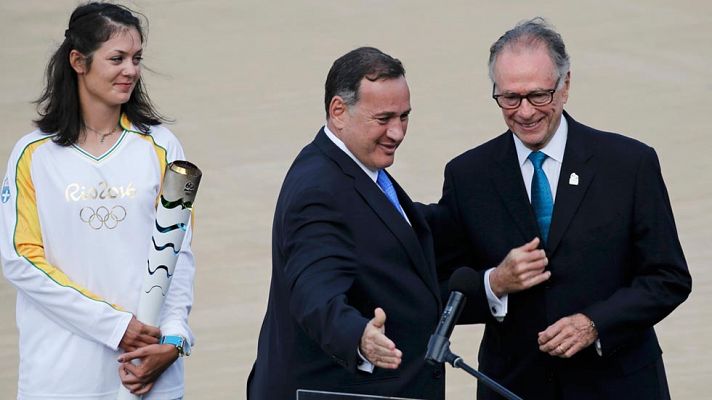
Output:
[421,17,691,400]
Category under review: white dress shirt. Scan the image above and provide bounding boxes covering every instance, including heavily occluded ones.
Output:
[324,125,410,224]
[485,117,568,320]
[324,125,378,182]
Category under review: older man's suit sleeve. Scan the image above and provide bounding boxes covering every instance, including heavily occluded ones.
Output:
[417,166,493,323]
[278,185,369,371]
[582,145,691,355]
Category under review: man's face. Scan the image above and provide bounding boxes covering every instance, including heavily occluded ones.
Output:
[493,44,569,150]
[333,76,411,170]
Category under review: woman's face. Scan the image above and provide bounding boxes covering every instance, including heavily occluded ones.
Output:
[74,27,143,110]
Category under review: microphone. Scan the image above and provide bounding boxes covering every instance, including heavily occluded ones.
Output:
[425,268,481,364]
[425,267,523,400]
[425,291,465,364]
[448,266,481,299]
[425,267,481,364]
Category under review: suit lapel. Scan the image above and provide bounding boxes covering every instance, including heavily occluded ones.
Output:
[547,113,595,255]
[353,171,441,304]
[313,129,440,303]
[392,177,441,307]
[490,133,540,242]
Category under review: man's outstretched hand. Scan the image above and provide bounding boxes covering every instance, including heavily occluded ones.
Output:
[359,307,402,369]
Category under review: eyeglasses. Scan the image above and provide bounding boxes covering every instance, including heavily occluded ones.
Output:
[492,78,560,110]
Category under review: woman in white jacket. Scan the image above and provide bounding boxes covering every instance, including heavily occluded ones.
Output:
[0,2,195,399]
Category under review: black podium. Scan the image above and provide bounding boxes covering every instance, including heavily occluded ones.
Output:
[296,389,423,400]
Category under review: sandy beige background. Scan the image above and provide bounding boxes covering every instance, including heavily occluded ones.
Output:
[1,0,710,398]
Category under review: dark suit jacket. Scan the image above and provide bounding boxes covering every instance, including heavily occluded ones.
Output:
[248,129,445,400]
[422,112,691,400]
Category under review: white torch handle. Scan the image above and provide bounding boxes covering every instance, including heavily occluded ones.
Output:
[117,161,201,400]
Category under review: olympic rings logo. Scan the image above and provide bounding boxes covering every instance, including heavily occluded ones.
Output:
[79,206,127,230]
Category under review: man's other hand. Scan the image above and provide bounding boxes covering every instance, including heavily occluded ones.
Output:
[538,313,598,358]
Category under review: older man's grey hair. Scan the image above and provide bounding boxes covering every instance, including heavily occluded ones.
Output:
[488,17,570,90]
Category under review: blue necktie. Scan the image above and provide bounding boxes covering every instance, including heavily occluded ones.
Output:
[528,151,553,244]
[377,170,405,219]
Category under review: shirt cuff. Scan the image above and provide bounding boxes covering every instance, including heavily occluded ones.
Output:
[160,320,194,347]
[484,268,508,322]
[356,347,374,373]
[109,312,135,351]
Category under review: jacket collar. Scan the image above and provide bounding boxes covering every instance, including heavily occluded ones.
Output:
[312,128,441,305]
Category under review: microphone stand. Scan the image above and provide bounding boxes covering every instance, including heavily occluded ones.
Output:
[427,336,523,400]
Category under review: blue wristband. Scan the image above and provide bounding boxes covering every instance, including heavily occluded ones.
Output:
[160,335,191,357]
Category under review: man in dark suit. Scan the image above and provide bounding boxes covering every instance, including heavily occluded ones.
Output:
[423,18,692,399]
[248,47,444,399]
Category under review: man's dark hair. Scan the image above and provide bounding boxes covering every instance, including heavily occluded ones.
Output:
[324,47,405,119]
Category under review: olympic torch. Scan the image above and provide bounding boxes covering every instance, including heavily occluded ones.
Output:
[117,160,201,400]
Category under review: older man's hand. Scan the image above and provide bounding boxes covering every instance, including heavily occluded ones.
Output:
[489,237,550,297]
[360,308,402,369]
[538,313,598,358]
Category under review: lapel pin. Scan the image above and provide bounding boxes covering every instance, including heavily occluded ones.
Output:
[569,173,579,186]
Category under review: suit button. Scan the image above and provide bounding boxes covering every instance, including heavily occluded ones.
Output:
[433,369,443,379]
